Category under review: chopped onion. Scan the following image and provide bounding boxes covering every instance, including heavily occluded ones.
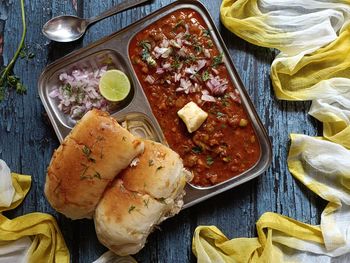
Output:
[176,78,193,94]
[160,39,169,48]
[50,67,110,120]
[163,63,171,70]
[154,46,172,58]
[212,68,219,75]
[130,158,140,167]
[229,91,241,103]
[145,75,155,84]
[206,76,228,96]
[201,94,216,102]
[204,49,211,58]
[174,73,181,82]
[156,68,165,74]
[197,60,207,71]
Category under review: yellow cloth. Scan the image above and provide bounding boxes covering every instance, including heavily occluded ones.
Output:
[0,173,69,263]
[220,0,350,149]
[192,0,350,262]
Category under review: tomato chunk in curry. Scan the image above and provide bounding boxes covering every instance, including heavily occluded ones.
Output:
[129,9,261,187]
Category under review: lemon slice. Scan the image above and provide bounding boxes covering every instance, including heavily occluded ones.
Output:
[99,69,131,102]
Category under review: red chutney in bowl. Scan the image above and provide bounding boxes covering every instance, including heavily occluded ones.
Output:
[129,9,260,187]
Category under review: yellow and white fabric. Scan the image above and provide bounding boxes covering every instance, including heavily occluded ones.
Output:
[0,159,69,263]
[193,0,350,262]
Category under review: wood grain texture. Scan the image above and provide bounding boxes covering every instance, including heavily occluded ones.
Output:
[0,0,326,262]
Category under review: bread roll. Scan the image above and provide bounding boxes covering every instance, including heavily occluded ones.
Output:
[121,140,187,200]
[94,140,192,256]
[94,179,172,256]
[44,109,144,219]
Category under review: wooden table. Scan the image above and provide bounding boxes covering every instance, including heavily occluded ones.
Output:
[0,0,325,262]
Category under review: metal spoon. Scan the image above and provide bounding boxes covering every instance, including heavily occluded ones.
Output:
[42,0,150,42]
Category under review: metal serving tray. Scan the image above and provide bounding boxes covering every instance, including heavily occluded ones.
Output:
[38,0,272,209]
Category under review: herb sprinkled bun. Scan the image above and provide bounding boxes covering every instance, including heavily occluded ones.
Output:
[94,140,192,256]
[44,109,144,219]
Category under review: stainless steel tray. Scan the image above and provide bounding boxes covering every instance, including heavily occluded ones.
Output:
[38,0,272,209]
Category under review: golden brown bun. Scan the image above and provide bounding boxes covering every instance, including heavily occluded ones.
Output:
[94,179,172,256]
[94,140,192,256]
[44,109,144,219]
[121,140,186,199]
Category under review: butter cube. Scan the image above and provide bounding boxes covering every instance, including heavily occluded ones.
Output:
[177,101,208,133]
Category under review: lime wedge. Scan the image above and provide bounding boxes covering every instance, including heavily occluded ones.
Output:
[99,69,131,102]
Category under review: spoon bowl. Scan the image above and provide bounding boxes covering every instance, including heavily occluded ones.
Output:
[42,0,149,42]
[42,15,88,42]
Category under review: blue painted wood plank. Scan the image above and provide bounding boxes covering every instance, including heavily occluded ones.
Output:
[0,0,326,262]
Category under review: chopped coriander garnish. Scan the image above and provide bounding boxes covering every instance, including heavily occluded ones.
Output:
[185,55,197,64]
[148,159,154,166]
[222,101,230,107]
[184,34,192,40]
[194,44,202,53]
[122,136,127,141]
[158,197,167,204]
[63,84,72,95]
[94,172,102,179]
[143,199,149,208]
[82,145,91,157]
[217,112,225,118]
[174,20,185,30]
[171,56,181,69]
[80,163,89,180]
[139,40,156,67]
[156,166,164,171]
[141,49,157,67]
[202,70,210,81]
[128,205,136,214]
[212,53,223,68]
[82,145,95,162]
[206,156,214,166]
[138,40,152,51]
[202,29,210,37]
[192,146,202,154]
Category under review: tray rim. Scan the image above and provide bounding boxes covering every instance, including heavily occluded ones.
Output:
[38,0,272,209]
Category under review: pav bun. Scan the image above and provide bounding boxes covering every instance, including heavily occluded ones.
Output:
[94,140,192,256]
[44,109,144,219]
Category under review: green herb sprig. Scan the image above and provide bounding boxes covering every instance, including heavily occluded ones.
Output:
[0,0,27,101]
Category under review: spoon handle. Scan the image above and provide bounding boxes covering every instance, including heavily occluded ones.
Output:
[87,0,150,25]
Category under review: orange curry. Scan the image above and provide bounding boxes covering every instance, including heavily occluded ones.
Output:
[129,9,260,187]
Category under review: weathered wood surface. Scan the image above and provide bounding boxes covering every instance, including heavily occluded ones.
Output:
[0,0,325,262]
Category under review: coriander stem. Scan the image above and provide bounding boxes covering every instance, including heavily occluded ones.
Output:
[3,0,26,78]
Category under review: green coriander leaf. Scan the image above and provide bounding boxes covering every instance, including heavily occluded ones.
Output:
[212,53,223,68]
[128,205,136,214]
[156,166,164,171]
[202,29,210,37]
[217,112,225,118]
[94,172,102,179]
[143,199,149,208]
[174,20,184,30]
[206,156,214,166]
[202,70,210,82]
[192,146,202,154]
[16,82,26,94]
[158,197,167,204]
